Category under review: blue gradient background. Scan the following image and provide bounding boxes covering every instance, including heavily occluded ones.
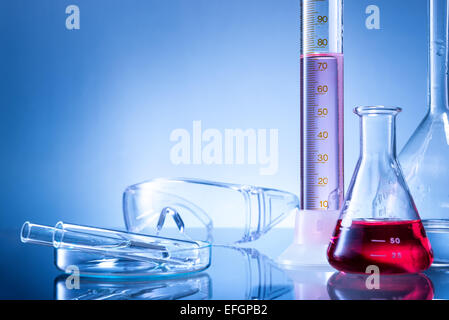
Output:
[0,0,428,229]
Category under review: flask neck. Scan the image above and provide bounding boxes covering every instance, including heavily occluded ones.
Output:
[360,114,397,159]
[429,0,449,114]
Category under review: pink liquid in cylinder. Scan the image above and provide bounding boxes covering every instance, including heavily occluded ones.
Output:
[300,53,344,210]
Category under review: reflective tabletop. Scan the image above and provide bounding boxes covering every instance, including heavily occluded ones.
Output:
[1,228,448,300]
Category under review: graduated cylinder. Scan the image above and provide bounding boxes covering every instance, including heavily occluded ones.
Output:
[300,0,344,211]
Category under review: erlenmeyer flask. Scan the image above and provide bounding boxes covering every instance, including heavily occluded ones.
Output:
[399,0,449,266]
[327,106,433,274]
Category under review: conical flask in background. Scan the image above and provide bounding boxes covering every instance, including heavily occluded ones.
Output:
[327,106,433,274]
[399,0,449,266]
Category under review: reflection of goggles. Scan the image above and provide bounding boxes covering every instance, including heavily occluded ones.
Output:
[123,178,300,244]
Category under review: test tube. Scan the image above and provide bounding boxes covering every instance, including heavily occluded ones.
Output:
[21,221,211,267]
[300,0,344,211]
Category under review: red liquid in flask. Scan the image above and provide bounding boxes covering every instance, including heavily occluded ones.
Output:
[327,219,433,274]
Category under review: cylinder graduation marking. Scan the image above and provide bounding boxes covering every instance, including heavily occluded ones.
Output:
[300,0,343,211]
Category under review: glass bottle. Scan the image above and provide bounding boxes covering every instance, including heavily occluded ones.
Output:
[327,106,433,274]
[399,0,449,266]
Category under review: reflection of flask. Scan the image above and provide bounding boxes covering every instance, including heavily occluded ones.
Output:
[327,272,434,300]
[327,106,433,274]
[425,267,449,299]
[399,0,449,266]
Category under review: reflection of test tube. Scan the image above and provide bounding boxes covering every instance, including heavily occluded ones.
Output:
[300,0,344,211]
[54,274,212,300]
